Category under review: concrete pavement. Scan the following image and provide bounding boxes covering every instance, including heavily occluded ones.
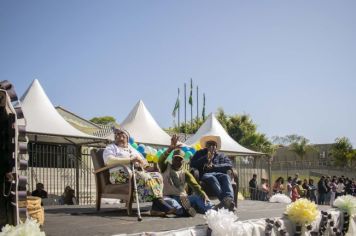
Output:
[42,200,331,236]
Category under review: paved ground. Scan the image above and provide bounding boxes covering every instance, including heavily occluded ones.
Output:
[42,200,331,236]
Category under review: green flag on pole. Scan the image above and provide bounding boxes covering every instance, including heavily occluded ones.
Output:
[188,78,193,105]
[172,89,180,117]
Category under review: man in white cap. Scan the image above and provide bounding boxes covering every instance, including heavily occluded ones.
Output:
[190,135,235,211]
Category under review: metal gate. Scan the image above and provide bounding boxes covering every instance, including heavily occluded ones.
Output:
[23,143,95,205]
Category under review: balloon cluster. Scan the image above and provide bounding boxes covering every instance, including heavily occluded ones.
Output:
[129,137,202,163]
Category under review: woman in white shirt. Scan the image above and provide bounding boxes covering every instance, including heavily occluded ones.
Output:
[103,128,174,216]
[329,178,337,206]
[335,178,345,199]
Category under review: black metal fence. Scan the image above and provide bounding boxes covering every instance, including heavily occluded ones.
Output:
[234,156,270,198]
[22,143,95,205]
[271,160,332,171]
[271,160,356,179]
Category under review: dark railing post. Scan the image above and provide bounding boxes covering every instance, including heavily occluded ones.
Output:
[75,145,81,204]
[286,162,289,179]
[268,155,273,196]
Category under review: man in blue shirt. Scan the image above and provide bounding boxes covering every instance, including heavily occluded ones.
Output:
[190,135,235,211]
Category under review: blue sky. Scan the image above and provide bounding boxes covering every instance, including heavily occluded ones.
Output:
[1,1,355,145]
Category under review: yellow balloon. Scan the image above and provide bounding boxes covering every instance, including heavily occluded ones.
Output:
[146,154,153,162]
[195,143,201,150]
[152,155,159,163]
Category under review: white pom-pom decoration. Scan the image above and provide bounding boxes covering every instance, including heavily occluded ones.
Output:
[205,208,244,236]
[269,193,292,204]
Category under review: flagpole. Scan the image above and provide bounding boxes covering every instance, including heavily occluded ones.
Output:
[190,79,193,131]
[184,83,187,139]
[178,88,180,128]
[202,93,206,120]
[196,86,199,121]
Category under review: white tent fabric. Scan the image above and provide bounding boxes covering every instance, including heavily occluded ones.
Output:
[185,113,261,155]
[20,79,106,145]
[114,100,172,146]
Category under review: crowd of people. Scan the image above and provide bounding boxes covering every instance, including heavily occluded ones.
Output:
[249,172,356,205]
[102,128,236,217]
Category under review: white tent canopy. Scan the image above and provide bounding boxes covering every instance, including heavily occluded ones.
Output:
[20,79,106,145]
[109,100,172,146]
[185,113,262,155]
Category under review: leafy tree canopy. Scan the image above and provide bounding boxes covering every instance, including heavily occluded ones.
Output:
[272,134,316,160]
[168,118,204,134]
[331,137,355,167]
[215,109,274,154]
[271,134,306,146]
[289,137,316,160]
[168,108,275,154]
[90,116,116,125]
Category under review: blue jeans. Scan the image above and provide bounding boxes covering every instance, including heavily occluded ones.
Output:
[151,198,175,212]
[201,172,234,201]
[163,197,184,215]
[165,195,213,215]
[318,193,326,205]
[186,195,213,213]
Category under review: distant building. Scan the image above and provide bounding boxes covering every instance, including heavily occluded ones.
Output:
[272,143,335,170]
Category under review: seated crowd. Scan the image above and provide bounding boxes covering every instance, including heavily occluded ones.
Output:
[249,172,356,205]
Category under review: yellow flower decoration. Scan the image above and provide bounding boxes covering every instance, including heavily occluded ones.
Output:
[285,198,319,225]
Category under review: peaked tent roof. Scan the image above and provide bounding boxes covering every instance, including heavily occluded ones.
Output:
[20,79,107,145]
[110,100,171,146]
[185,113,262,155]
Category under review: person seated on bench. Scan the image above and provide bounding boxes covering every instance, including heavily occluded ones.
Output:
[190,135,235,211]
[103,128,174,216]
[31,183,48,199]
[159,135,213,217]
[260,178,270,201]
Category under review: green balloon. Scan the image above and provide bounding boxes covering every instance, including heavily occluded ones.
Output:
[184,151,193,158]
[165,151,174,163]
[131,143,138,149]
[156,150,163,157]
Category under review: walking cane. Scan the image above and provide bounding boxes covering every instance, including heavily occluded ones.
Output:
[131,163,142,221]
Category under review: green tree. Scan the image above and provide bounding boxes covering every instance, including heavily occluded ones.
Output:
[272,134,305,146]
[90,116,116,125]
[347,149,356,168]
[216,109,274,154]
[216,108,229,130]
[272,134,318,167]
[331,137,354,167]
[167,118,204,134]
[288,137,316,163]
